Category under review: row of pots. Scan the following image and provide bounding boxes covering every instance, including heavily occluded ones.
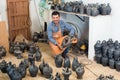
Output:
[32,22,48,43]
[32,31,47,43]
[55,55,84,79]
[0,58,69,80]
[9,41,37,54]
[94,39,120,71]
[0,58,52,80]
[9,41,42,61]
[51,1,111,16]
[0,59,28,80]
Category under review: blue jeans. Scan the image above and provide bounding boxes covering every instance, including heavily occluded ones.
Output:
[62,47,69,56]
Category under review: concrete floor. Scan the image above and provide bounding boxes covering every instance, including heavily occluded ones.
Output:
[0,43,120,80]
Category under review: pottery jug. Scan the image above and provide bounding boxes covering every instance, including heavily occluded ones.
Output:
[64,57,70,68]
[43,63,53,78]
[55,55,63,68]
[29,63,38,77]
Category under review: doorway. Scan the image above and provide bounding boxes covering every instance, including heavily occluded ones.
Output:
[7,0,31,41]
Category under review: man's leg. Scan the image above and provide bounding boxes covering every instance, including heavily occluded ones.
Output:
[62,47,69,58]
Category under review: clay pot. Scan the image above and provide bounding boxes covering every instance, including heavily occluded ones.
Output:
[0,60,7,73]
[115,59,120,71]
[39,59,46,75]
[101,56,108,66]
[11,69,22,80]
[55,4,61,10]
[114,46,120,61]
[9,41,15,54]
[9,46,14,54]
[0,46,6,57]
[96,74,104,80]
[55,55,63,68]
[49,73,54,80]
[28,52,35,64]
[109,59,115,69]
[23,59,29,69]
[91,7,99,16]
[35,46,42,61]
[95,53,102,64]
[72,57,79,71]
[33,35,38,43]
[43,63,53,78]
[106,75,115,80]
[29,45,36,53]
[0,46,6,59]
[55,72,61,80]
[8,64,17,79]
[19,61,28,69]
[80,3,84,14]
[14,44,23,59]
[6,62,12,73]
[29,63,38,77]
[19,42,26,53]
[17,66,26,78]
[33,32,39,42]
[67,6,73,12]
[106,3,111,15]
[94,40,102,54]
[62,68,72,80]
[64,57,70,68]
[102,41,109,57]
[107,38,113,46]
[114,40,119,49]
[100,4,107,15]
[75,65,84,79]
[62,36,71,48]
[86,6,92,16]
[108,43,115,59]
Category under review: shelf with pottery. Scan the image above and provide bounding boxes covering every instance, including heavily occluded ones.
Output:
[50,9,111,18]
[51,9,89,17]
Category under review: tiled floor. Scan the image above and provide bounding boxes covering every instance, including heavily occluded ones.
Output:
[0,43,120,80]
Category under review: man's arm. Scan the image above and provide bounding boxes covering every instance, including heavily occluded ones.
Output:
[63,21,75,37]
[47,23,58,45]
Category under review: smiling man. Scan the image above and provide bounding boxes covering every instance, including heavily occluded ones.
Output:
[47,11,75,58]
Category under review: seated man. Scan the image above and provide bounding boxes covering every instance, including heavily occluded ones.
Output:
[47,11,75,58]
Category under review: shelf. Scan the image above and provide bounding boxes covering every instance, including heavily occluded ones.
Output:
[51,9,111,18]
[51,9,89,17]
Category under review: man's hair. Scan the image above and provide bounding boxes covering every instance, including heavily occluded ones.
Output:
[52,11,60,16]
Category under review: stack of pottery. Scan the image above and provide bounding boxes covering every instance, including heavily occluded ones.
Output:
[51,1,111,16]
[94,39,120,72]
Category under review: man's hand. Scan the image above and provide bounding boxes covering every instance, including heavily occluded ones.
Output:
[56,43,63,50]
[68,35,77,44]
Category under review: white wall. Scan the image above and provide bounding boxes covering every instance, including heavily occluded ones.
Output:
[0,0,8,30]
[29,0,42,34]
[89,16,112,60]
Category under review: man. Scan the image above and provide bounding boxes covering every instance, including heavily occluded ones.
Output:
[47,11,75,58]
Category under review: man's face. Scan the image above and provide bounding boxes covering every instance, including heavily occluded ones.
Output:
[52,14,60,24]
